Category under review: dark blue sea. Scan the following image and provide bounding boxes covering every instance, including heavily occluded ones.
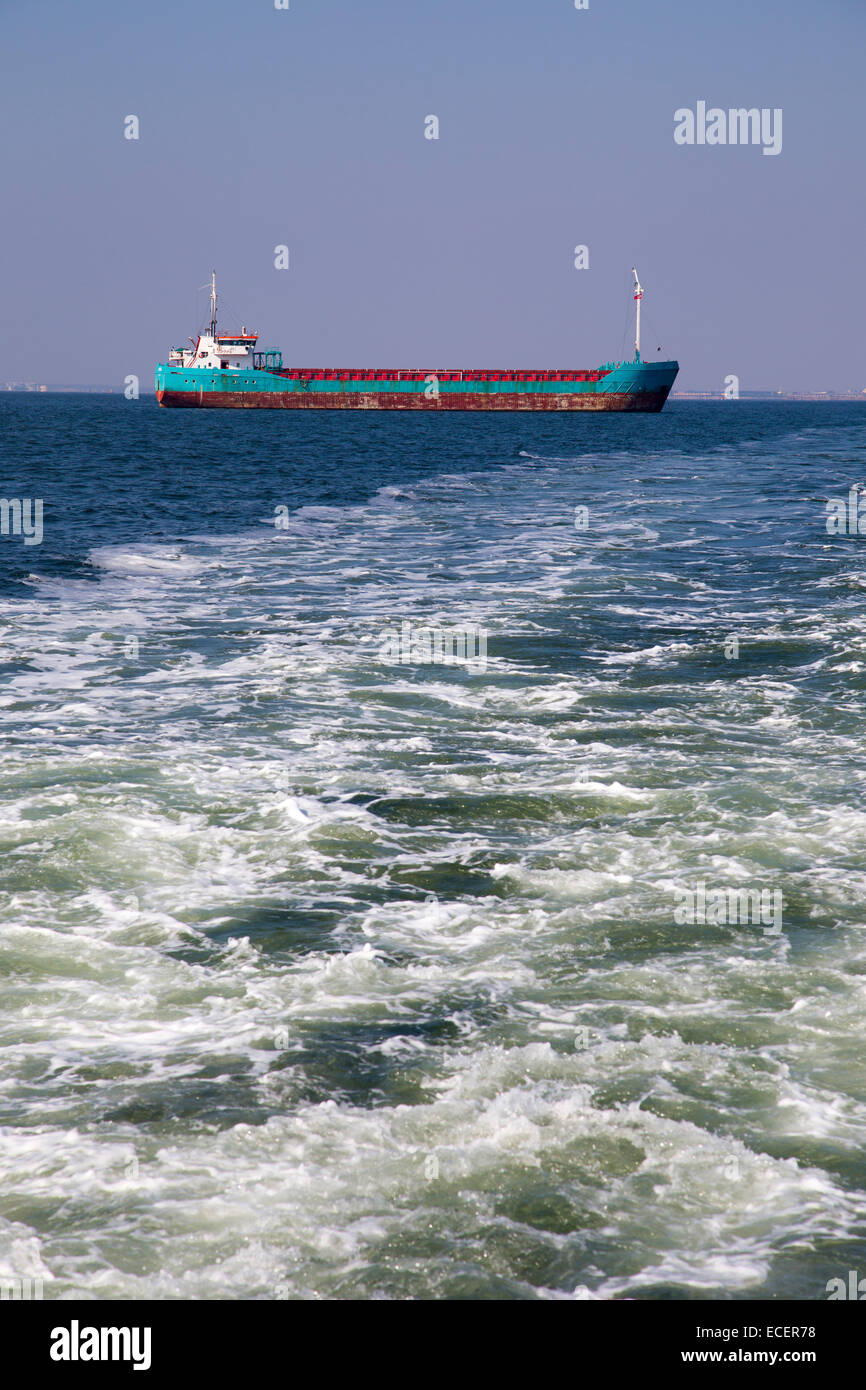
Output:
[2,393,865,1299]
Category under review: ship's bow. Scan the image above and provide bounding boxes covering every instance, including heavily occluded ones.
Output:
[594,359,679,411]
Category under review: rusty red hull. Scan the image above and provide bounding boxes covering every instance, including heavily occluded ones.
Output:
[156,388,672,413]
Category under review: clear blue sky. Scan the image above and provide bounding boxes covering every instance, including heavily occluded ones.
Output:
[1,0,863,390]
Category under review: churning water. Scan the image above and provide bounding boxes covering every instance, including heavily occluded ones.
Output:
[1,396,865,1299]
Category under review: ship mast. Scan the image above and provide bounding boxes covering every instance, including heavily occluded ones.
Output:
[208,270,218,338]
[631,267,643,362]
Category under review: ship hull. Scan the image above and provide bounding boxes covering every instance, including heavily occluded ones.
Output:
[156,387,673,412]
[154,360,678,412]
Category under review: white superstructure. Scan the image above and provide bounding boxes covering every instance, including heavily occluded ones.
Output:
[167,272,258,370]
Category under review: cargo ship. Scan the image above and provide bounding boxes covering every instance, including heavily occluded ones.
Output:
[155,271,677,412]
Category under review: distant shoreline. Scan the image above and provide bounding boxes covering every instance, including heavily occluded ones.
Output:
[672,391,866,402]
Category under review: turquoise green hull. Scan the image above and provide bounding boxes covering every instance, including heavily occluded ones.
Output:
[155,358,678,412]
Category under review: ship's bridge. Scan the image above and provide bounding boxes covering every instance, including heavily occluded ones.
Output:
[177,329,259,370]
